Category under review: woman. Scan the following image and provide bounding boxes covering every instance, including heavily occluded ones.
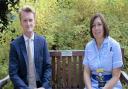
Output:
[83,13,123,89]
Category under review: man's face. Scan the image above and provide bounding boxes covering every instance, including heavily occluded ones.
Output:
[20,11,35,34]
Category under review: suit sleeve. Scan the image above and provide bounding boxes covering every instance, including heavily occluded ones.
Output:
[41,38,52,89]
[9,43,29,89]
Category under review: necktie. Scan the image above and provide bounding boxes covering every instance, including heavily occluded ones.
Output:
[27,39,37,89]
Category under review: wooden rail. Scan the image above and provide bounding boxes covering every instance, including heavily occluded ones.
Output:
[0,49,128,89]
[50,50,84,89]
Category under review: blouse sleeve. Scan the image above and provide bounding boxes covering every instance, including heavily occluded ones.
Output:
[83,46,89,67]
[112,42,123,69]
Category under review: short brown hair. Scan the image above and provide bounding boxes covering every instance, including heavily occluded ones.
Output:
[19,6,35,20]
[90,13,109,38]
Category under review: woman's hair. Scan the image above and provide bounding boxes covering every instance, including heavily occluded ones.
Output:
[90,13,109,38]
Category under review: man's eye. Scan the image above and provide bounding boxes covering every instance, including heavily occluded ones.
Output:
[24,20,27,22]
[29,19,33,22]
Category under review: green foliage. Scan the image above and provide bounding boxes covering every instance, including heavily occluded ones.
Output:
[0,0,19,32]
[0,0,128,88]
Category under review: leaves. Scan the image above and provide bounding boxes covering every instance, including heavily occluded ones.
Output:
[1,0,128,88]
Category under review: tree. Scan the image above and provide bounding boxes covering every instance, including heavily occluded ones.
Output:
[0,0,19,32]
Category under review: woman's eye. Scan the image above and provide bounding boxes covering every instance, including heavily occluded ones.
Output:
[98,23,102,26]
[92,24,96,27]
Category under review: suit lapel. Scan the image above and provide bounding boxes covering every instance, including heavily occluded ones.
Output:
[20,36,28,66]
[20,34,40,68]
[34,34,39,66]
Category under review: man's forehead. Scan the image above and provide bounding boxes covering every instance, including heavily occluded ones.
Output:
[21,11,35,18]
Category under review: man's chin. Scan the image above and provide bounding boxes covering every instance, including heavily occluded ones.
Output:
[27,30,33,33]
[24,31,33,34]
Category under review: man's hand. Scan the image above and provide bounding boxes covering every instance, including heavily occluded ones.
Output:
[34,87,45,89]
[38,88,45,89]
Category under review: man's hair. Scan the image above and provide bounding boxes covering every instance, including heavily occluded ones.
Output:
[90,13,109,38]
[19,5,35,20]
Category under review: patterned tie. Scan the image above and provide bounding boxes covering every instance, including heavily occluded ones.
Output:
[27,39,37,89]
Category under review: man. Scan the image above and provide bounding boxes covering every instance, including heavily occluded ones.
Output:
[9,6,51,89]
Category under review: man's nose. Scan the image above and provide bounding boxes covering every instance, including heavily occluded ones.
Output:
[26,21,30,25]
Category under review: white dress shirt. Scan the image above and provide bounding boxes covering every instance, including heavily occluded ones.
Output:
[23,33,34,60]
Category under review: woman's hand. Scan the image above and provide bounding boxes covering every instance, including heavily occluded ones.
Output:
[103,68,121,89]
[83,65,92,89]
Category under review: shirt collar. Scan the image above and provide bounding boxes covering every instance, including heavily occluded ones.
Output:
[93,36,109,47]
[23,33,34,41]
[102,36,109,45]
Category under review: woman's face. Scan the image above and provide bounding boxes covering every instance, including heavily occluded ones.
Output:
[92,17,104,40]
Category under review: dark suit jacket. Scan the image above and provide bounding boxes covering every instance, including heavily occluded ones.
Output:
[9,34,51,89]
